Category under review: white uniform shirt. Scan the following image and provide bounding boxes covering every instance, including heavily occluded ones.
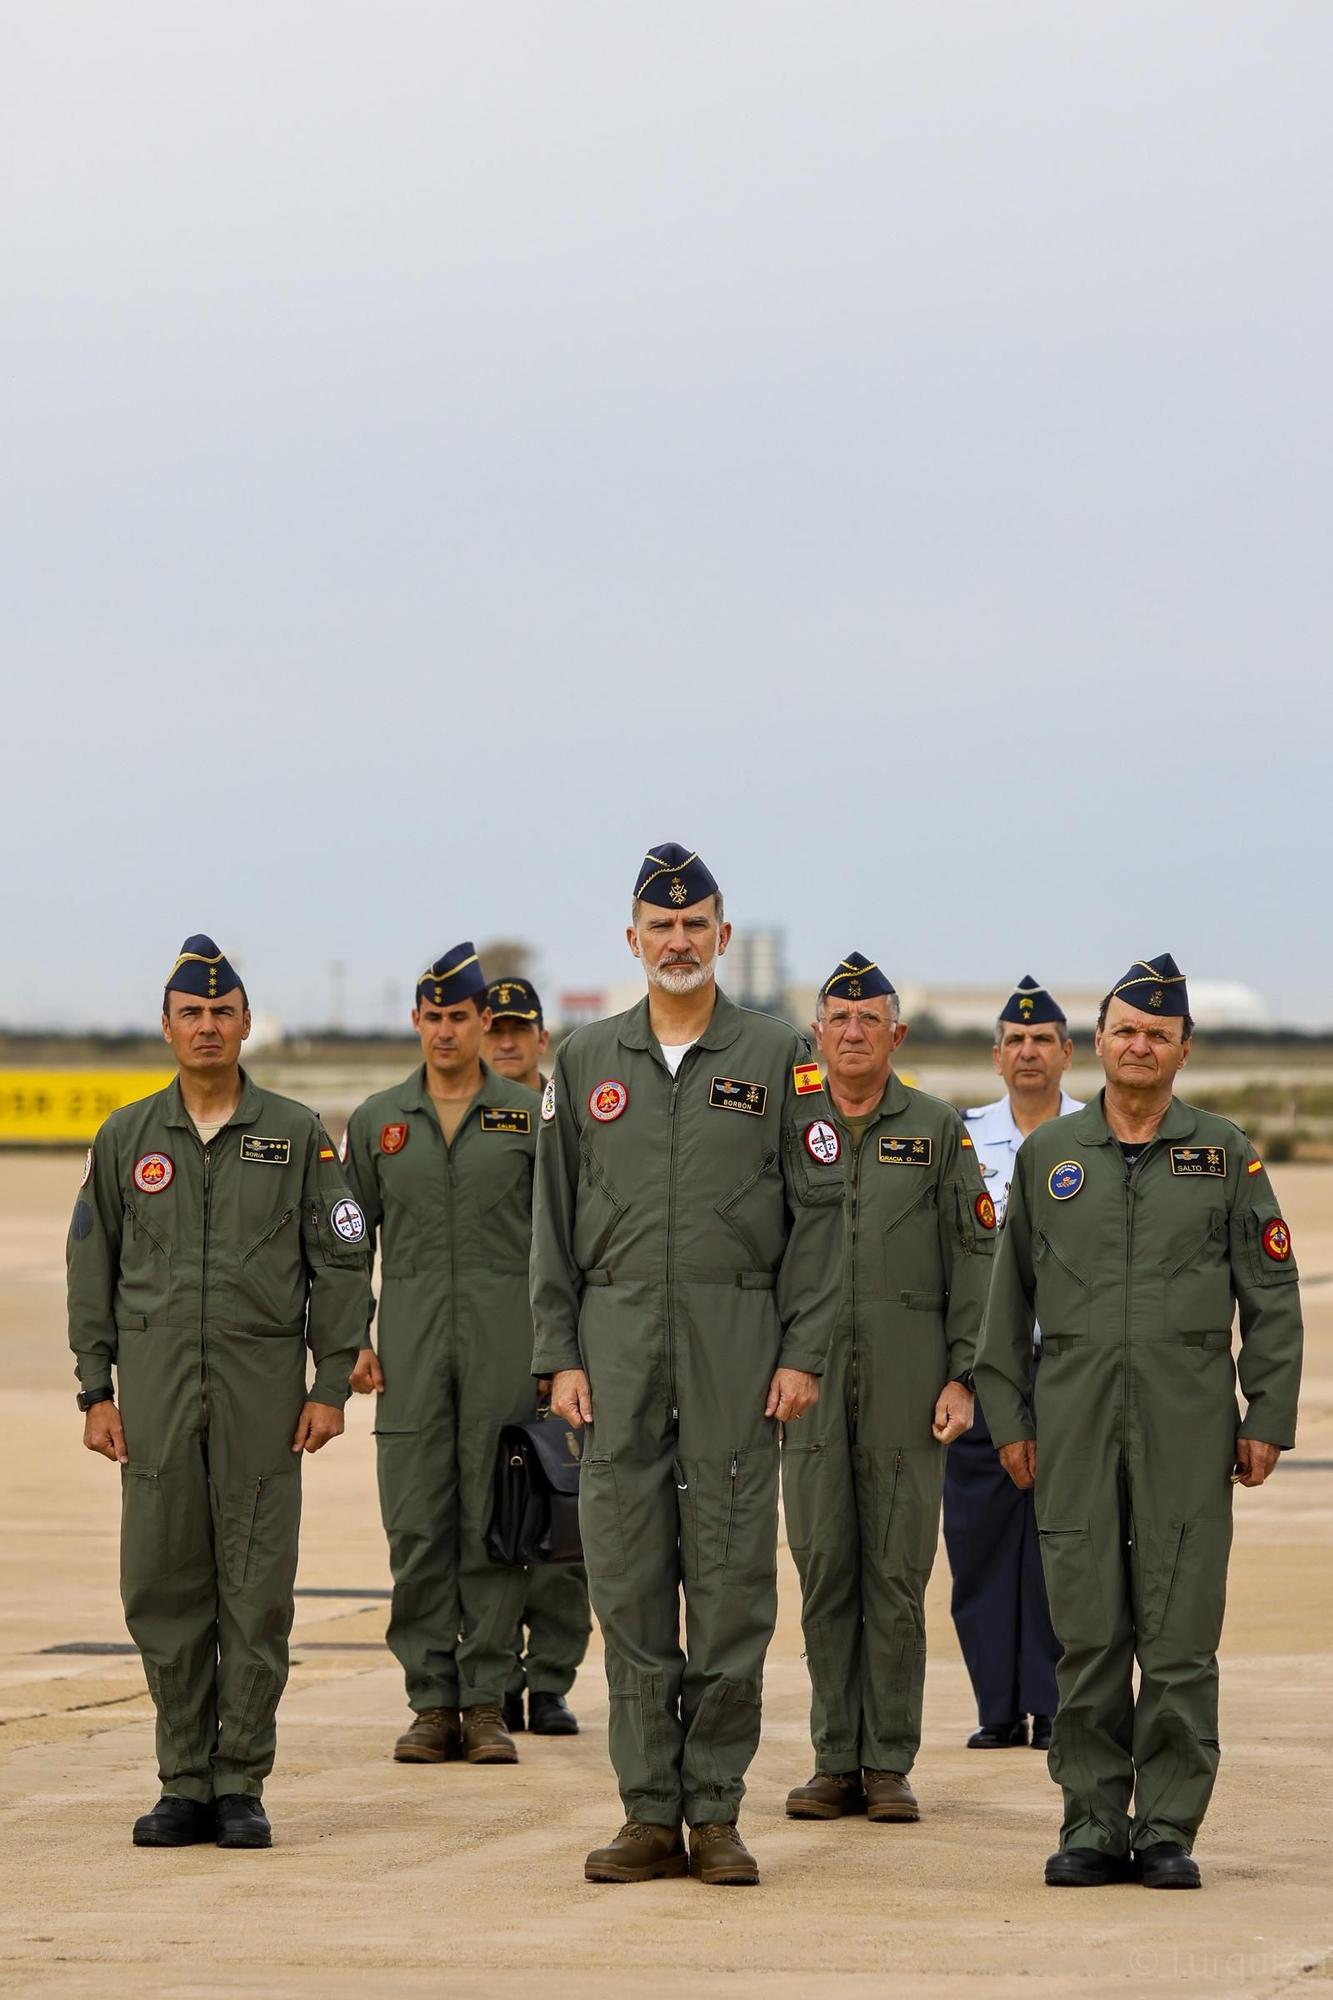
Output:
[963,1089,1085,1223]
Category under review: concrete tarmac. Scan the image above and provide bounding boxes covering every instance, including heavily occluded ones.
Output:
[2,1155,1331,1998]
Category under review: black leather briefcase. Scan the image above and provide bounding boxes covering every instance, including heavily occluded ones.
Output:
[486,1413,584,1567]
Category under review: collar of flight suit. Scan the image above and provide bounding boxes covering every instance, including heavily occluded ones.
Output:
[1068,1089,1199,1148]
[828,1067,912,1127]
[615,986,746,1057]
[160,1067,266,1131]
[391,1058,513,1118]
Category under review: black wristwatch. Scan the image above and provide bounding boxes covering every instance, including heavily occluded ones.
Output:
[76,1385,115,1412]
[955,1370,976,1392]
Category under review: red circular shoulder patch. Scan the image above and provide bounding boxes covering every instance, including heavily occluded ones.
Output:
[380,1123,408,1155]
[1261,1217,1292,1262]
[975,1192,997,1231]
[588,1080,629,1123]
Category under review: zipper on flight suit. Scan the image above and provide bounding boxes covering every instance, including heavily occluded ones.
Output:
[200,1142,213,1428]
[848,1124,867,1437]
[664,1064,686,1423]
[1119,1139,1161,1457]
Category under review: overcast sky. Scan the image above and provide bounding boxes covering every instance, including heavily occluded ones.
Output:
[3,3,1330,1029]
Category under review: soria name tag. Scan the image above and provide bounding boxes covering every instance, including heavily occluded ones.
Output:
[240,1136,291,1166]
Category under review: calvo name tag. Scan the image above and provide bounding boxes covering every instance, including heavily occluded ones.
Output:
[480,1108,532,1135]
[240,1135,291,1166]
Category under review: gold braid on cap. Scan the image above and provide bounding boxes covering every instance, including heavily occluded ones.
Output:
[825,958,881,994]
[1114,959,1187,996]
[169,949,225,974]
[419,951,479,984]
[636,850,700,897]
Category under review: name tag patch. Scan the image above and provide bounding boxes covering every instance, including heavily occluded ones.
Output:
[709,1077,768,1116]
[1170,1146,1227,1178]
[240,1135,292,1166]
[879,1135,932,1167]
[480,1108,532,1135]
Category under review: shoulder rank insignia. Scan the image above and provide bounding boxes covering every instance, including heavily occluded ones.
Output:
[1169,1146,1226,1177]
[709,1077,768,1116]
[240,1135,292,1166]
[792,1061,823,1096]
[480,1108,532,1135]
[878,1135,932,1166]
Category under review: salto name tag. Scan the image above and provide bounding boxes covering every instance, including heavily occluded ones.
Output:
[239,1135,291,1166]
[1169,1146,1226,1178]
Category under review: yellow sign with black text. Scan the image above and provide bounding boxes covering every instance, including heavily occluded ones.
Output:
[0,1071,173,1144]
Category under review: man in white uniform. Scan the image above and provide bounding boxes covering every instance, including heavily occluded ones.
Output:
[943,977,1082,1750]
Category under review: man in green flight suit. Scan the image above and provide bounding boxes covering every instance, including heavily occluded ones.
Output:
[531,843,845,1887]
[484,975,591,1740]
[345,944,539,1766]
[976,953,1304,1891]
[783,953,995,1825]
[67,935,367,1850]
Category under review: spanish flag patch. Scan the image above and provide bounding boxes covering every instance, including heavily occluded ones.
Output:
[319,1146,336,1160]
[793,1062,823,1096]
[960,1134,974,1149]
[1247,1157,1263,1175]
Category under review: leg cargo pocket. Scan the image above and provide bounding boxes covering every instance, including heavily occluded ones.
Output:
[580,1458,626,1578]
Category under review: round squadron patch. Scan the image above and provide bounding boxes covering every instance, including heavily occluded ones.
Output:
[804,1119,841,1166]
[589,1080,629,1124]
[975,1192,997,1231]
[330,1197,367,1244]
[1048,1159,1084,1201]
[379,1123,408,1155]
[80,1147,93,1189]
[133,1152,174,1194]
[1261,1218,1292,1263]
[541,1076,556,1124]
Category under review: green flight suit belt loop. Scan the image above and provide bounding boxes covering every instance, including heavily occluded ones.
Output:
[582,1268,776,1290]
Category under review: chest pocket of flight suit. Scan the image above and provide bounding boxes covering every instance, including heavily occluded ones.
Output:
[1163,1210,1234,1338]
[239,1206,303,1328]
[716,1148,785,1268]
[1033,1229,1090,1341]
[461,1143,532,1270]
[120,1199,172,1318]
[877,1180,938,1300]
[574,1146,629,1270]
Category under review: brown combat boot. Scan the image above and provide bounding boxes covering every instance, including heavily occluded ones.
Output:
[786,1771,867,1819]
[461,1703,519,1764]
[584,1821,688,1883]
[863,1770,919,1822]
[688,1822,760,1886]
[393,1708,462,1763]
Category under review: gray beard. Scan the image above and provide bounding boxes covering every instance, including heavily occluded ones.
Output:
[647,953,716,996]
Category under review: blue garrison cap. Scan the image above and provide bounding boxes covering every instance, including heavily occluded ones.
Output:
[486,976,543,1027]
[821,951,897,1003]
[999,975,1067,1027]
[416,942,487,1010]
[633,843,721,910]
[1109,953,1190,1018]
[165,934,244,1002]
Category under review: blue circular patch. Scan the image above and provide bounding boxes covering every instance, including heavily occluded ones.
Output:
[1048,1159,1084,1201]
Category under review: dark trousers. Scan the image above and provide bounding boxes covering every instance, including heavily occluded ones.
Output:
[942,1392,1059,1727]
